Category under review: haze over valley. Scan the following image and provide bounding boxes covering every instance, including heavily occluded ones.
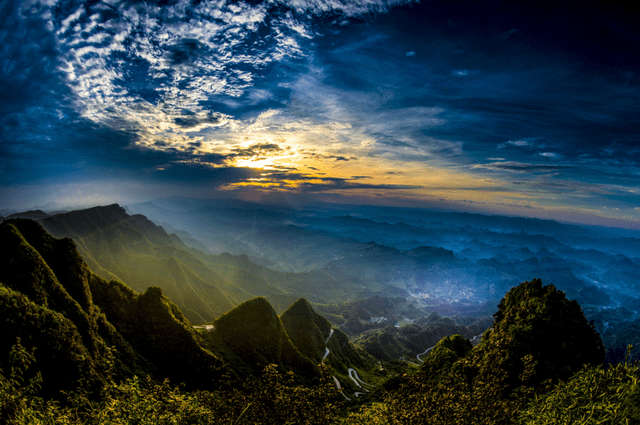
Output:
[6,197,640,367]
[2,0,640,422]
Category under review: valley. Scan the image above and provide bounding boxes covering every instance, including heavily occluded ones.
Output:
[1,199,640,423]
[3,0,639,421]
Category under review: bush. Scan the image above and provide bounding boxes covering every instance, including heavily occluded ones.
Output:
[520,348,640,425]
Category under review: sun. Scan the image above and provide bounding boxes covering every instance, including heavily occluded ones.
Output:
[234,157,279,169]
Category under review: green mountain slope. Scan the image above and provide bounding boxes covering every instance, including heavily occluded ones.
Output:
[3,223,635,424]
[345,279,608,424]
[281,298,332,363]
[0,219,227,396]
[198,297,318,381]
[21,204,385,322]
[34,205,246,323]
[280,297,381,397]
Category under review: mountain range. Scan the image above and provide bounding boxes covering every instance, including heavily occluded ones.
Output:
[1,209,639,423]
[0,217,380,400]
[6,199,640,366]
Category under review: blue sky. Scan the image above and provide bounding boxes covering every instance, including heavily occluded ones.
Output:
[1,0,639,228]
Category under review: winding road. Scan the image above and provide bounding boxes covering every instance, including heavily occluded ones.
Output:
[325,329,334,343]
[348,368,373,391]
[416,346,435,362]
[322,348,330,361]
[324,327,373,401]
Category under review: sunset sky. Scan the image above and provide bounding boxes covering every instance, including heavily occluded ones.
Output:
[1,0,639,227]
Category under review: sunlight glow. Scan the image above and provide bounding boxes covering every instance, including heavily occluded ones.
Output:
[234,157,280,169]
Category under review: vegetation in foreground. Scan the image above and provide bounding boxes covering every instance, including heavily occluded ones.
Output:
[0,341,339,425]
[0,219,639,424]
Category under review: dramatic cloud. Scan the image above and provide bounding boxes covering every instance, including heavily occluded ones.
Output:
[474,161,571,173]
[1,0,639,226]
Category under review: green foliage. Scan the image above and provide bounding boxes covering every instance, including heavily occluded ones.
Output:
[69,375,215,425]
[465,278,605,394]
[334,402,391,424]
[3,218,636,425]
[0,283,99,398]
[346,279,610,425]
[0,356,340,425]
[419,335,473,383]
[0,339,43,424]
[0,219,229,395]
[199,363,340,425]
[117,285,227,389]
[357,336,527,425]
[281,297,332,362]
[0,220,147,394]
[520,349,640,424]
[212,297,318,380]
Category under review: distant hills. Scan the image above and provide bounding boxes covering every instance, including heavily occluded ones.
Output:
[123,197,640,363]
[1,218,638,424]
[0,218,378,398]
[7,205,371,324]
[126,197,640,308]
[6,198,640,365]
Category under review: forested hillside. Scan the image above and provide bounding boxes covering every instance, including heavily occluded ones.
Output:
[11,205,387,324]
[1,219,638,424]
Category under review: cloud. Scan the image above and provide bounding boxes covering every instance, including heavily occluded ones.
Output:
[232,143,284,157]
[233,171,422,192]
[325,155,357,161]
[284,0,416,18]
[47,1,297,141]
[173,111,224,129]
[538,152,562,159]
[451,69,478,77]
[295,180,422,192]
[474,161,571,173]
[25,0,427,178]
[498,140,534,149]
[4,0,640,226]
[48,0,419,131]
[150,162,262,184]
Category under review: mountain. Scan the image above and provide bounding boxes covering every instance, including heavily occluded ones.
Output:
[13,205,267,322]
[190,295,380,396]
[281,298,333,363]
[9,204,393,322]
[280,297,382,396]
[33,204,240,323]
[346,279,609,424]
[90,280,227,389]
[4,209,50,220]
[0,218,378,394]
[203,297,318,380]
[0,219,227,397]
[355,312,492,363]
[2,221,637,424]
[8,200,640,364]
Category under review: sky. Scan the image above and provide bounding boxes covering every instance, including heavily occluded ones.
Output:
[1,0,640,228]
